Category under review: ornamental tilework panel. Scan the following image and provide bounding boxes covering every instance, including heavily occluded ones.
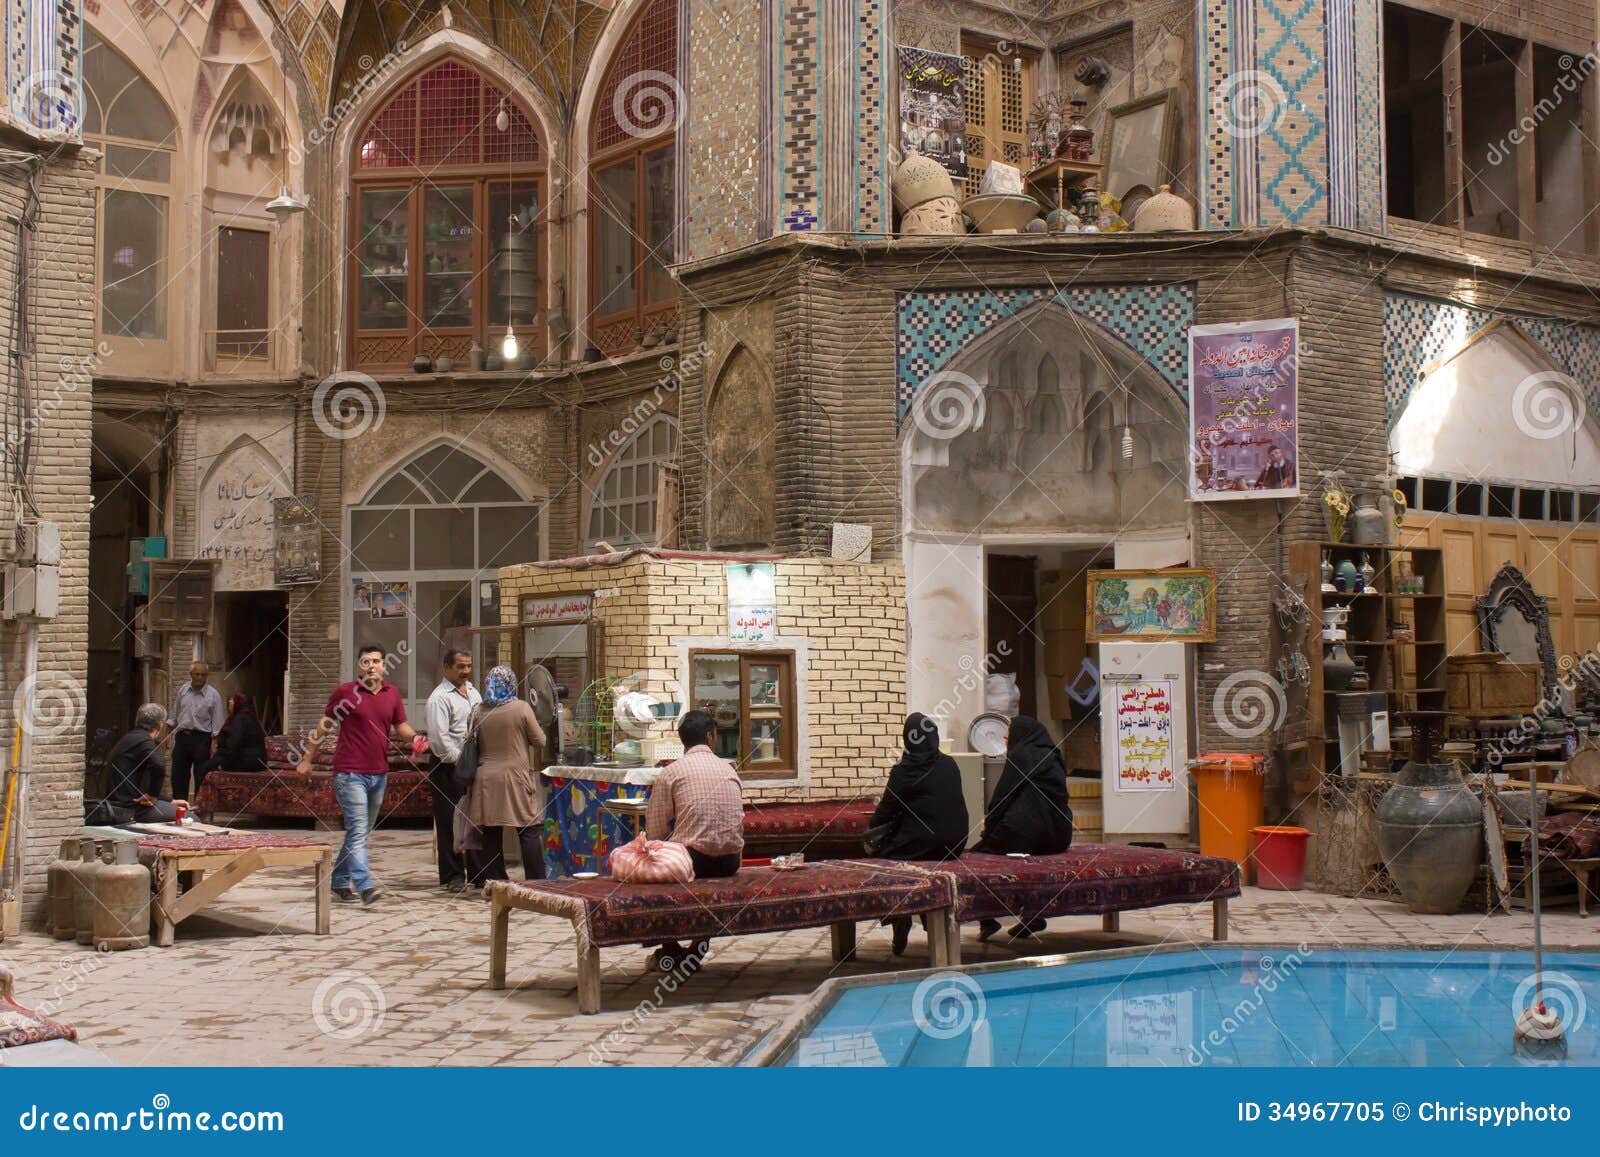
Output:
[782,0,819,231]
[1351,0,1383,230]
[686,0,766,259]
[1200,0,1235,228]
[1257,0,1327,227]
[895,285,1197,423]
[855,0,887,234]
[1383,292,1600,424]
[7,0,79,134]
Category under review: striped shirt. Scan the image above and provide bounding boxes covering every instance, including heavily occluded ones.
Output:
[645,745,745,857]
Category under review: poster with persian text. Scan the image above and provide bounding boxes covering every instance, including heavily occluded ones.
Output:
[1114,680,1175,791]
[1188,317,1299,501]
[897,46,967,180]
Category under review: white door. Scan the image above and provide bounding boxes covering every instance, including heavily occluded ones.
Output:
[1099,639,1190,836]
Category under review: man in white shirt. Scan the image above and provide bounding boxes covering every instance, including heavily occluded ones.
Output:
[425,649,481,892]
[160,662,224,802]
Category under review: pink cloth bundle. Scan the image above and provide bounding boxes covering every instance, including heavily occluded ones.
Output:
[607,833,695,883]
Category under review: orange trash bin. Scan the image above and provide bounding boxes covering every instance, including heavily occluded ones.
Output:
[1190,753,1266,883]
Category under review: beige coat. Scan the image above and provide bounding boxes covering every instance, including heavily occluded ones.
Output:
[465,699,547,829]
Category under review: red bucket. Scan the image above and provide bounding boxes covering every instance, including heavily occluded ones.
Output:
[1250,826,1311,891]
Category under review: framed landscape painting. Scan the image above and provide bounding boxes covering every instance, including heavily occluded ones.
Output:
[1086,567,1218,643]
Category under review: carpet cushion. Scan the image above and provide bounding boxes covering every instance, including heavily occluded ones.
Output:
[490,862,956,948]
[856,845,1240,923]
[0,970,77,1050]
[740,798,877,857]
[193,768,432,823]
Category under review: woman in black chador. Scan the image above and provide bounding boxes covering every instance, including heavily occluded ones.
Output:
[972,715,1074,940]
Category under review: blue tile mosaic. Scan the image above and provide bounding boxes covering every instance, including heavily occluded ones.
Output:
[895,284,1197,423]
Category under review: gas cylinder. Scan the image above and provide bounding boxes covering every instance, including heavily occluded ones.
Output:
[72,837,104,946]
[92,839,150,951]
[48,838,79,940]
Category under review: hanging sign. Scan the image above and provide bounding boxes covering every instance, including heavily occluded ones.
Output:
[1114,680,1175,791]
[898,46,967,181]
[272,495,322,585]
[1188,318,1299,501]
[726,562,777,643]
[522,594,593,623]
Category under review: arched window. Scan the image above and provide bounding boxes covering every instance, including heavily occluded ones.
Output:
[586,415,677,549]
[84,27,177,343]
[350,59,545,371]
[590,0,678,355]
[348,444,544,715]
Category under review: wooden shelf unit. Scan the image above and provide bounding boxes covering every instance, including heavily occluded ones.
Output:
[1288,542,1447,781]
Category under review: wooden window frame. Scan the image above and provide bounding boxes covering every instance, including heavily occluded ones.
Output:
[960,32,1038,198]
[688,648,797,777]
[589,136,677,357]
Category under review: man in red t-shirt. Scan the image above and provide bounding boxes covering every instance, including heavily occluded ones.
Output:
[298,644,417,905]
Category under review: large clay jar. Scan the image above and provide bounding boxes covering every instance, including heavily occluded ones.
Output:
[1322,642,1357,691]
[900,195,965,235]
[1349,493,1389,545]
[893,153,957,215]
[1132,184,1195,232]
[1376,759,1482,913]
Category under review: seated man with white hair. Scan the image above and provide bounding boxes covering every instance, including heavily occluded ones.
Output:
[105,703,184,823]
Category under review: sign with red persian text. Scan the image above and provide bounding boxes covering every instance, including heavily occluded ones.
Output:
[521,594,593,624]
[1114,680,1175,792]
[1188,318,1299,501]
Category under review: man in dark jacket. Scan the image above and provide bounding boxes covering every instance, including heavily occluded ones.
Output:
[105,703,181,822]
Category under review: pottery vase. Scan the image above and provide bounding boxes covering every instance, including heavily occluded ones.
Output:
[900,195,965,236]
[1376,759,1483,913]
[469,343,485,371]
[1323,643,1357,691]
[892,153,958,214]
[1333,558,1360,593]
[1350,494,1389,545]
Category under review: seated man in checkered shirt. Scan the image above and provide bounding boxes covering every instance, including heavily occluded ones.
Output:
[643,710,745,968]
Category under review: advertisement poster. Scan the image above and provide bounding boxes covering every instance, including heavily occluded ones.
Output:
[727,562,777,644]
[272,495,322,585]
[1188,318,1299,501]
[898,46,966,180]
[376,582,410,619]
[1114,680,1175,791]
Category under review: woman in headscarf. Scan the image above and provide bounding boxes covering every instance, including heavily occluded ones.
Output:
[464,665,548,886]
[867,713,969,955]
[208,692,268,772]
[971,715,1073,940]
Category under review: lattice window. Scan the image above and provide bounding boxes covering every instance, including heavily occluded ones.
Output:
[356,60,542,170]
[593,0,679,154]
[585,415,677,549]
[960,35,1035,198]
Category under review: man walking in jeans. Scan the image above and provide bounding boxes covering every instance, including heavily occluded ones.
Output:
[424,648,480,892]
[297,644,417,905]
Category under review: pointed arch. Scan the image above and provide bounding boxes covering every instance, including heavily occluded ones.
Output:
[705,345,775,550]
[585,413,679,550]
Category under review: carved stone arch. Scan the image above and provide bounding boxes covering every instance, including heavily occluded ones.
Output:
[196,433,292,590]
[704,343,775,550]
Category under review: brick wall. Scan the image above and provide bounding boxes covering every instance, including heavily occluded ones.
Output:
[498,553,906,800]
[0,143,97,923]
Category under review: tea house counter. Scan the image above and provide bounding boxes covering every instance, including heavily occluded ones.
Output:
[539,763,659,876]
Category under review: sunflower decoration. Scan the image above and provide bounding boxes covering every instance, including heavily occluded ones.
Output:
[1323,484,1353,542]
[1391,487,1408,529]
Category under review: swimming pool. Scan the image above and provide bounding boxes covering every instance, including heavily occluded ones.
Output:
[749,945,1600,1067]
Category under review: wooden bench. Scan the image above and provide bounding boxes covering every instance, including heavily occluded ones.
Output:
[487,862,959,1013]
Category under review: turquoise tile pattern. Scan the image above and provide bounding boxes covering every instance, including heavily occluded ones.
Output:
[784,949,1600,1066]
[895,284,1197,424]
[1384,291,1600,424]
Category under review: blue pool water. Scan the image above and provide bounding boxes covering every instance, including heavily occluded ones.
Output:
[779,949,1600,1067]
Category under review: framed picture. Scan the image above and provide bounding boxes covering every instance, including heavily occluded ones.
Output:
[1102,90,1177,200]
[1086,567,1217,643]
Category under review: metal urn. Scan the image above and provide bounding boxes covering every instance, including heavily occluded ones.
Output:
[92,840,151,951]
[1376,712,1483,914]
[47,838,79,941]
[70,837,104,946]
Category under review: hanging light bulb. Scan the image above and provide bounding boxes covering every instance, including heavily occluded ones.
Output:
[501,324,519,363]
[1121,424,1135,460]
[496,100,510,133]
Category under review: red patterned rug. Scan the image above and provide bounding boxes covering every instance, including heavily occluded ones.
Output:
[0,967,76,1050]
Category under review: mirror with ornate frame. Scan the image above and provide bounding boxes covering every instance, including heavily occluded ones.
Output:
[1475,563,1558,698]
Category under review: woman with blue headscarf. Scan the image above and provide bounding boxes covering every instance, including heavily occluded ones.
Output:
[465,664,549,885]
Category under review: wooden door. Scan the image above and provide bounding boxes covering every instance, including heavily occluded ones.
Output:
[987,554,1039,718]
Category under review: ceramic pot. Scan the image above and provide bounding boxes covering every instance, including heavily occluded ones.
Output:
[435,356,454,373]
[963,192,1040,234]
[412,353,433,374]
[469,343,485,371]
[1323,643,1357,691]
[900,195,964,235]
[1333,558,1360,593]
[892,153,957,213]
[1350,493,1389,545]
[1132,184,1195,232]
[1376,759,1483,913]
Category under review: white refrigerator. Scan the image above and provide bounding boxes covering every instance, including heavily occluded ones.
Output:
[1098,639,1191,838]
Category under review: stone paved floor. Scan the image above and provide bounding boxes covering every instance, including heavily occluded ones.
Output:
[4,829,1598,1066]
